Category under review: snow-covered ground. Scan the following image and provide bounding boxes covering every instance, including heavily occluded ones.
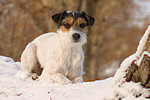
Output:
[0,56,111,100]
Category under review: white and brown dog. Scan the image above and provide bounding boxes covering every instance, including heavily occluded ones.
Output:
[21,11,95,84]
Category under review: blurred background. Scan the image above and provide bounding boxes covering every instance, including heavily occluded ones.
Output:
[0,0,150,81]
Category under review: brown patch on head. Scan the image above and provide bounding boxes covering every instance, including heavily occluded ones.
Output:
[75,17,87,27]
[60,26,69,32]
[62,17,74,25]
[60,17,74,32]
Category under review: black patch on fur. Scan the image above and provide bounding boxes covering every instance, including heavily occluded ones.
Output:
[81,11,95,26]
[52,10,67,26]
[87,15,95,26]
[52,11,95,27]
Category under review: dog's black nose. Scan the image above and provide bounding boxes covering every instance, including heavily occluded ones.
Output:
[72,33,80,41]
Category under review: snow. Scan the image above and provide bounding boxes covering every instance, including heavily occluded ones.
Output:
[0,55,111,100]
[136,25,150,56]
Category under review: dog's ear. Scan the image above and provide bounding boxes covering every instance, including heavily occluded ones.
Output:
[87,15,95,26]
[81,11,95,26]
[52,10,66,26]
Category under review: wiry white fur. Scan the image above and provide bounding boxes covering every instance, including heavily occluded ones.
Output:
[21,29,87,85]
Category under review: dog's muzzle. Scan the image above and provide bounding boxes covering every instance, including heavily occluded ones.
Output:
[72,33,80,42]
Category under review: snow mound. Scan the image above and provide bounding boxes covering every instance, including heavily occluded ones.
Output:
[0,56,111,100]
[102,25,150,99]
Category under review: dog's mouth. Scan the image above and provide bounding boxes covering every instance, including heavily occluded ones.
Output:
[72,38,87,46]
[72,37,82,43]
[73,39,80,43]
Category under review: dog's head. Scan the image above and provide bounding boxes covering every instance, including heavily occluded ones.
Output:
[52,11,95,45]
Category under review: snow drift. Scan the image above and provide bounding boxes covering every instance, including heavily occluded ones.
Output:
[0,56,111,100]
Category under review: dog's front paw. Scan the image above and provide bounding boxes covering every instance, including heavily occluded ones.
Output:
[46,73,73,85]
[59,79,72,85]
[73,77,83,84]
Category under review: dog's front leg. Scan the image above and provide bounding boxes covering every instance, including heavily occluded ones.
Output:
[70,63,84,83]
[40,69,72,85]
[73,76,83,83]
[71,52,84,84]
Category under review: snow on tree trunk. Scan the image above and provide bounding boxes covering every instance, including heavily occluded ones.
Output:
[102,25,150,100]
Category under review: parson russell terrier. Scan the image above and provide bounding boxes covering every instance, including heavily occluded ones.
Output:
[21,11,95,85]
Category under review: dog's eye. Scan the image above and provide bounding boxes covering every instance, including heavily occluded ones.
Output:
[80,23,86,28]
[63,23,71,29]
